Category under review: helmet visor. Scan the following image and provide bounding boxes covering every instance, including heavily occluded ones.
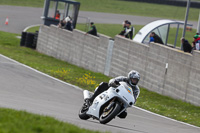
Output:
[131,78,139,85]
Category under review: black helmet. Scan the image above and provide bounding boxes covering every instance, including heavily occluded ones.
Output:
[128,70,140,86]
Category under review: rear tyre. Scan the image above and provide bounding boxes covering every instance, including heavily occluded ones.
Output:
[99,101,121,124]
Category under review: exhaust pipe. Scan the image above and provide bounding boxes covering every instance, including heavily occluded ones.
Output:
[83,90,90,100]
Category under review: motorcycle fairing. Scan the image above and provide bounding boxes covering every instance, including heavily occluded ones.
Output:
[86,82,135,118]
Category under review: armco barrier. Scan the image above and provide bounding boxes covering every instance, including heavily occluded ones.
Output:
[36,25,200,106]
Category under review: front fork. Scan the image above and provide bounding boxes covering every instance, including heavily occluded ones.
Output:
[104,98,116,112]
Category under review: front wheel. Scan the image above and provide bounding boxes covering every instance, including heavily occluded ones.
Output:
[99,101,121,124]
[78,104,90,120]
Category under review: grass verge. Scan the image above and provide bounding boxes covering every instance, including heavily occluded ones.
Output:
[0,108,104,133]
[26,26,40,33]
[0,30,200,128]
[0,0,199,21]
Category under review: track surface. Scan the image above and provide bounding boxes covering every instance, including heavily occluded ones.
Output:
[0,5,198,34]
[0,54,199,133]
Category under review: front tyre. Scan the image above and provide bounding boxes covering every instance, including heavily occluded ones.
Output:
[99,101,121,124]
[78,104,90,120]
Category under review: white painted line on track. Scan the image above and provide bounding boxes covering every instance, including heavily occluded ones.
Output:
[23,24,41,32]
[0,54,199,129]
[0,61,21,65]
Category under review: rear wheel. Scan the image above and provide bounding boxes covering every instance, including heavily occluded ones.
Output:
[99,101,121,124]
[78,103,90,120]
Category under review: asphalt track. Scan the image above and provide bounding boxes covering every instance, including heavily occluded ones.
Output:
[0,54,200,133]
[0,5,198,34]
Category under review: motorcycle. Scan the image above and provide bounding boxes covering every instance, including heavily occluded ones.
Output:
[78,81,135,124]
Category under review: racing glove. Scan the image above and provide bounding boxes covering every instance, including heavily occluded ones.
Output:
[108,79,120,87]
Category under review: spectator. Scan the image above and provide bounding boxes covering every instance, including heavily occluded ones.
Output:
[191,41,196,54]
[150,32,164,44]
[192,41,196,50]
[181,37,192,53]
[86,22,97,36]
[122,20,128,28]
[193,35,200,50]
[119,20,128,37]
[58,19,65,28]
[55,10,60,20]
[119,21,134,39]
[69,16,74,30]
[149,33,154,43]
[64,16,73,31]
[196,32,200,37]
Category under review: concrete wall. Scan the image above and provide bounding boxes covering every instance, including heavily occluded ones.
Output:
[37,25,110,74]
[187,51,200,105]
[37,25,200,106]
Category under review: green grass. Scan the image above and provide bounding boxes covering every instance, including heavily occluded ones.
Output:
[0,0,199,21]
[137,88,200,126]
[77,0,199,21]
[0,30,200,128]
[0,0,44,7]
[26,26,40,33]
[0,108,104,133]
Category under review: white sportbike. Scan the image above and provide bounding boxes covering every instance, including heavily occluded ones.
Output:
[78,81,136,124]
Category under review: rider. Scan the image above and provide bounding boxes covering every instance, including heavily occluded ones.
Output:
[85,70,140,118]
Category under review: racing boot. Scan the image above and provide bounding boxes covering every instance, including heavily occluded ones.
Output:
[84,98,92,107]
